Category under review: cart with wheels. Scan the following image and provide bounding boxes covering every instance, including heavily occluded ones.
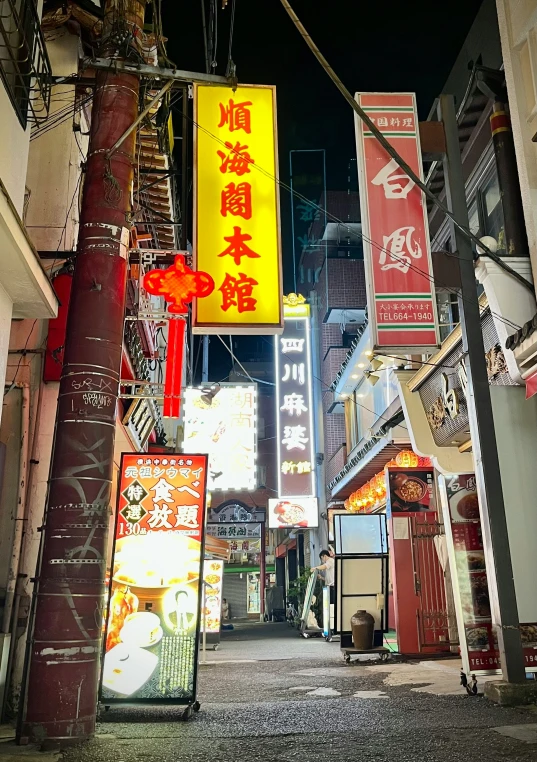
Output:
[341,645,390,664]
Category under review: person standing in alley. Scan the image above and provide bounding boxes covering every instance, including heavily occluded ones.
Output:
[312,549,335,604]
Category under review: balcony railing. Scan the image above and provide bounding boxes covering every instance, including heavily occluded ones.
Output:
[0,0,52,128]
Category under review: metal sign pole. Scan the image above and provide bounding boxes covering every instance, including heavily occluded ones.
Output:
[202,581,207,664]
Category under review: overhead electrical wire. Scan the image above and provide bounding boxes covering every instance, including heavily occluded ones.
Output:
[277,0,533,296]
[173,102,523,337]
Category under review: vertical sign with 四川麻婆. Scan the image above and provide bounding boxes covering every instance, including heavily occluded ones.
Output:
[100,453,208,705]
[275,298,316,499]
[193,84,283,335]
[354,93,439,352]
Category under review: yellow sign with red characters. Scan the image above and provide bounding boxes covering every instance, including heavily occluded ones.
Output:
[193,84,283,334]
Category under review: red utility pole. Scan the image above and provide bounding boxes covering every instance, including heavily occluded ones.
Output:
[20,0,146,746]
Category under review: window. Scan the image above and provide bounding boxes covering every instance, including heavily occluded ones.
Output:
[257,465,267,489]
[437,291,460,342]
[345,387,375,452]
[481,172,505,251]
[0,0,52,127]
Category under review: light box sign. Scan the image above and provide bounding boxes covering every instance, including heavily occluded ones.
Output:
[443,474,537,675]
[193,83,283,335]
[202,560,224,635]
[354,92,439,352]
[275,303,316,498]
[268,498,319,529]
[101,453,208,704]
[182,384,257,491]
[206,523,262,554]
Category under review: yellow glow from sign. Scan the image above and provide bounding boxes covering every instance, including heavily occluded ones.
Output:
[194,84,282,334]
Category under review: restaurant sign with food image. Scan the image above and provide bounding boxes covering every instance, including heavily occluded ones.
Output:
[100,453,208,703]
[386,467,435,515]
[267,497,319,529]
[445,474,537,674]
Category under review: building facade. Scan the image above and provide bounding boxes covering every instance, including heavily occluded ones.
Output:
[1,1,181,718]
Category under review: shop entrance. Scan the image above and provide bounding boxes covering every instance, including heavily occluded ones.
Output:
[410,516,450,650]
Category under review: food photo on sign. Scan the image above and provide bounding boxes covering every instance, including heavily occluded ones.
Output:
[267,497,319,528]
[386,467,434,513]
[201,560,224,635]
[100,454,208,703]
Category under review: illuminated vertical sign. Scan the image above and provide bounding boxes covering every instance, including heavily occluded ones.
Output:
[101,453,208,704]
[275,296,316,498]
[354,92,439,352]
[193,84,283,334]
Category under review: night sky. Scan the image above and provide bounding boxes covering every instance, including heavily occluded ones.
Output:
[162,0,484,378]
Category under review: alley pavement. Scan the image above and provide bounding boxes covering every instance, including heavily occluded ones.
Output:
[3,623,537,762]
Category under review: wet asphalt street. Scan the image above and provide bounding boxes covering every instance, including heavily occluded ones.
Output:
[59,623,537,762]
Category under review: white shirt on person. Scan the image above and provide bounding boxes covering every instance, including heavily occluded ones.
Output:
[324,557,335,587]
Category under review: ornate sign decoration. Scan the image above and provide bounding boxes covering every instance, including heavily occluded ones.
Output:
[143,255,214,314]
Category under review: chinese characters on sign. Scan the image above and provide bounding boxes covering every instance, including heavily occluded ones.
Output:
[206,522,262,553]
[275,301,316,499]
[101,453,208,704]
[182,384,257,491]
[194,85,283,334]
[354,93,439,351]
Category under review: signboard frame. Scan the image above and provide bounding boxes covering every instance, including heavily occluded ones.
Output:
[99,452,208,706]
[182,383,258,492]
[193,82,283,335]
[354,92,439,353]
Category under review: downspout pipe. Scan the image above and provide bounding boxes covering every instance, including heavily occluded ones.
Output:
[1,383,30,636]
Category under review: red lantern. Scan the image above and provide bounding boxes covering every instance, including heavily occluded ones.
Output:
[395,449,419,468]
[163,319,186,418]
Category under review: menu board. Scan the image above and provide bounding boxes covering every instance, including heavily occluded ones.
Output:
[445,474,537,674]
[386,467,434,514]
[101,453,208,703]
[202,560,224,634]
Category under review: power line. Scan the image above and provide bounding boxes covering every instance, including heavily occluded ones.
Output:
[278,0,533,296]
[176,103,523,337]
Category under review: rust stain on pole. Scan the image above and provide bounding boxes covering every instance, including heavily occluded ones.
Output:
[20,0,147,746]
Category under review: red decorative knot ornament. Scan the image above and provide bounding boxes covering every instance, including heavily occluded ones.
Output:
[143,255,215,313]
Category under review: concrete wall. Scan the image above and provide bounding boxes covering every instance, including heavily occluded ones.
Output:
[491,385,537,624]
[25,28,87,253]
[496,0,537,274]
[0,87,31,216]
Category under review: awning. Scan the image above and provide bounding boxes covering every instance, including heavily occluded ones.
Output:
[330,440,402,500]
[0,179,58,319]
[205,535,231,561]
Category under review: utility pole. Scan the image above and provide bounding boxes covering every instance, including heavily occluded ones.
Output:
[20,0,147,745]
[438,94,525,683]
